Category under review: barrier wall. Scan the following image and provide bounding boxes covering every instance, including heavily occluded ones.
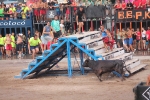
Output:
[0,14,33,37]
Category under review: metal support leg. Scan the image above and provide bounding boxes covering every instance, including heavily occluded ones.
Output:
[67,39,72,77]
[79,49,84,75]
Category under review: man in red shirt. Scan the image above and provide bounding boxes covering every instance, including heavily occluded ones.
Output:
[133,0,141,9]
[146,27,150,50]
[141,0,146,9]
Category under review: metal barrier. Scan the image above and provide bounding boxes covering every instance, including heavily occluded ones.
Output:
[0,14,33,36]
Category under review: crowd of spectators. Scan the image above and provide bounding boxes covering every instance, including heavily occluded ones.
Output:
[0,2,31,20]
[114,0,149,10]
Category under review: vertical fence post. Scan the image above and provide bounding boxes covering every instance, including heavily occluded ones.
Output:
[70,6,74,33]
[4,28,6,36]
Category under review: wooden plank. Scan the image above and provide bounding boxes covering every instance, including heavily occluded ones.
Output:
[100,48,124,56]
[64,31,100,39]
[129,64,147,73]
[125,58,139,65]
[80,38,102,44]
[125,64,147,74]
[110,53,132,60]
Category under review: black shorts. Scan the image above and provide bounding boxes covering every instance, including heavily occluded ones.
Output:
[16,43,23,51]
[30,45,39,51]
[0,45,4,47]
[78,19,83,22]
[142,37,146,40]
[53,31,62,38]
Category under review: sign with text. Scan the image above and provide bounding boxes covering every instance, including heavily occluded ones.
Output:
[116,9,150,21]
[46,10,56,19]
[0,19,32,28]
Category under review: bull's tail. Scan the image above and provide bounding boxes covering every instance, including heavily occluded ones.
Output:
[122,60,131,75]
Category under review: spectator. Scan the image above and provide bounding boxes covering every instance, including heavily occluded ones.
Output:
[9,3,16,19]
[4,34,12,58]
[100,25,109,52]
[132,29,136,49]
[51,15,62,43]
[141,0,146,9]
[122,28,130,52]
[126,0,133,9]
[0,4,4,20]
[64,19,72,34]
[146,27,150,51]
[136,28,141,51]
[27,30,31,40]
[42,22,53,50]
[77,0,84,6]
[59,4,64,19]
[114,0,121,10]
[39,1,46,22]
[28,34,43,60]
[48,0,55,10]
[122,0,126,10]
[60,19,65,36]
[133,0,141,9]
[72,0,77,20]
[141,28,146,50]
[16,34,23,58]
[0,34,4,56]
[116,29,122,48]
[11,32,16,55]
[54,1,60,19]
[106,28,114,51]
[21,10,26,19]
[126,28,134,52]
[3,4,9,20]
[65,6,70,21]
[147,0,150,7]
[76,6,86,34]
[33,1,40,22]
[22,4,30,19]
[95,0,102,6]
[16,7,22,19]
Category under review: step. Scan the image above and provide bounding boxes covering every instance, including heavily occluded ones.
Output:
[87,41,103,49]
[22,68,29,73]
[44,50,51,54]
[29,61,37,66]
[125,58,139,66]
[51,43,59,50]
[125,64,147,75]
[101,48,124,57]
[14,74,22,79]
[80,38,102,45]
[91,45,104,50]
[79,33,101,42]
[36,56,44,60]
[97,48,124,60]
[110,53,132,60]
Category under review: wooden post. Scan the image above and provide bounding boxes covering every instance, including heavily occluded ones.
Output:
[91,20,93,31]
[130,22,132,29]
[140,21,142,33]
[119,23,121,31]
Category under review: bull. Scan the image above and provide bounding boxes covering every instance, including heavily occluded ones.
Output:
[82,58,131,81]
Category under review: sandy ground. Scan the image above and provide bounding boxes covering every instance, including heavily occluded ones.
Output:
[0,59,150,100]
